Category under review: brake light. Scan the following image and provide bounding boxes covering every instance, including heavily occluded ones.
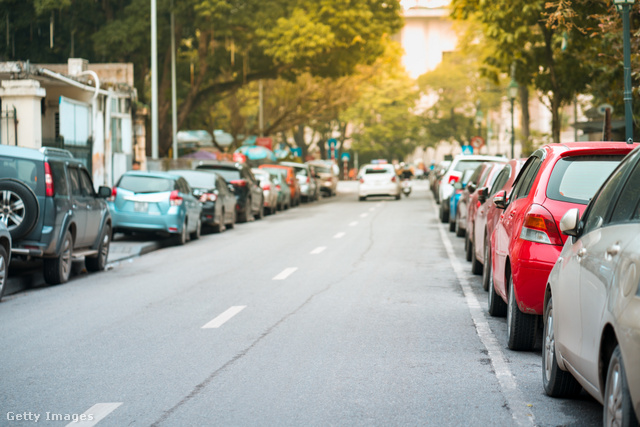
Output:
[276,184,281,191]
[448,174,461,184]
[306,177,310,183]
[199,193,217,202]
[170,190,183,206]
[230,179,247,187]
[109,187,117,202]
[391,176,396,183]
[44,162,54,197]
[359,178,364,184]
[263,184,271,191]
[519,204,563,245]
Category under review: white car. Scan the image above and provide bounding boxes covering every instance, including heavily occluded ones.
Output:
[358,163,401,201]
[437,154,506,222]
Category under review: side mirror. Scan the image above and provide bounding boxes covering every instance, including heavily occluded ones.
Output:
[493,190,507,210]
[560,208,580,237]
[467,182,477,193]
[98,186,111,198]
[478,187,489,204]
[453,182,463,190]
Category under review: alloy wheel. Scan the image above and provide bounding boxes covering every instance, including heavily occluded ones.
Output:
[544,307,555,384]
[605,361,623,427]
[0,190,25,231]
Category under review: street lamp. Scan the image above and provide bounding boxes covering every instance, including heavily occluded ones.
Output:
[508,79,518,159]
[615,0,635,143]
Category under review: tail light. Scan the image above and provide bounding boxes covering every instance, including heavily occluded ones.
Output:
[263,184,271,191]
[199,193,217,202]
[230,179,247,187]
[44,162,54,197]
[391,176,397,183]
[276,184,281,191]
[109,187,117,202]
[519,204,563,245]
[170,190,183,206]
[359,178,364,184]
[306,177,310,183]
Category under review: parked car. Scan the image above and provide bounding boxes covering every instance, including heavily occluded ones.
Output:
[358,163,401,200]
[476,159,525,297]
[196,161,265,222]
[108,171,202,245]
[170,170,236,232]
[448,168,476,233]
[280,161,320,203]
[0,222,11,301]
[271,173,292,211]
[308,160,339,196]
[252,168,279,215]
[543,145,640,426]
[464,162,507,272]
[489,142,637,351]
[0,145,112,285]
[259,164,301,207]
[430,160,450,201]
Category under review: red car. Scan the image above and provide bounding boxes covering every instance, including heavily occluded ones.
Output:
[472,159,525,291]
[464,162,506,271]
[489,142,638,351]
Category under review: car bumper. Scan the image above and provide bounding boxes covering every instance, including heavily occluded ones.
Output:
[359,183,400,197]
[111,208,185,234]
[512,241,561,314]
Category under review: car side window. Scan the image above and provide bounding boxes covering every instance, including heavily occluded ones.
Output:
[582,164,629,234]
[490,166,510,196]
[178,178,190,194]
[49,161,68,197]
[78,169,96,197]
[610,160,640,223]
[513,158,541,200]
[67,167,83,197]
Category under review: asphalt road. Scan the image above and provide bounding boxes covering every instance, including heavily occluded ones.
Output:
[1,180,602,426]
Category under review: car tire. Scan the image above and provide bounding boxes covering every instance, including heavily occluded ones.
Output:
[86,224,111,272]
[465,233,472,262]
[395,194,401,200]
[482,241,492,291]
[455,212,465,237]
[359,196,366,201]
[542,298,582,397]
[603,345,638,427]
[226,210,235,230]
[174,219,188,246]
[0,178,39,240]
[256,201,264,220]
[439,201,449,223]
[215,210,226,233]
[448,215,456,232]
[0,245,8,302]
[487,268,507,317]
[506,272,538,351]
[43,230,73,285]
[190,218,202,240]
[471,240,483,275]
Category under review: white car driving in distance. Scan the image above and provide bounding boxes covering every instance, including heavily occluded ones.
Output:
[358,163,401,201]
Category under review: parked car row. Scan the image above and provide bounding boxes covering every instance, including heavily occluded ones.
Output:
[0,145,338,299]
[438,143,640,425]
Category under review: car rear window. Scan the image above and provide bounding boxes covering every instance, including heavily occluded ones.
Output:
[453,160,487,173]
[547,155,624,204]
[200,168,241,181]
[118,175,175,193]
[176,171,216,189]
[313,165,331,174]
[364,166,393,174]
[0,156,43,194]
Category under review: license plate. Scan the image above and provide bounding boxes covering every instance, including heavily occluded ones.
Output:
[134,201,148,212]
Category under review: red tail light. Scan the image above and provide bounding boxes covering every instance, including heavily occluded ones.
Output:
[448,174,461,184]
[44,162,54,197]
[276,184,281,191]
[170,190,183,206]
[109,187,117,202]
[306,177,310,183]
[230,179,247,187]
[359,178,364,184]
[391,176,397,182]
[263,184,271,191]
[199,193,217,202]
[520,204,563,245]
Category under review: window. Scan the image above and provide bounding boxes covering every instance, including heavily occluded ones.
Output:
[68,168,83,197]
[78,169,96,197]
[118,176,174,193]
[611,160,640,223]
[48,161,68,197]
[0,156,42,193]
[582,163,629,235]
[547,156,624,204]
[512,157,541,200]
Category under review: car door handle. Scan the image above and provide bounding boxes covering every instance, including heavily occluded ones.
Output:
[577,248,587,258]
[607,244,621,257]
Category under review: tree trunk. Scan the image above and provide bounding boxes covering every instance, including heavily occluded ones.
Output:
[551,95,562,144]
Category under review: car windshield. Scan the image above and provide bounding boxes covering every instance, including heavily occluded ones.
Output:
[364,166,393,174]
[547,155,624,204]
[118,175,174,193]
[313,165,332,174]
[0,156,42,193]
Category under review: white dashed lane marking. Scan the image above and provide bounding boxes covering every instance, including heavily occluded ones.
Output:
[66,403,123,427]
[360,213,369,218]
[202,306,247,329]
[272,267,298,280]
[349,221,358,227]
[333,232,346,239]
[310,246,327,255]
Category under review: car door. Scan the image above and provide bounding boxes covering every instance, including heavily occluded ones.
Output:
[66,166,89,247]
[78,167,103,246]
[245,167,262,212]
[573,154,640,387]
[178,178,198,231]
[217,176,234,222]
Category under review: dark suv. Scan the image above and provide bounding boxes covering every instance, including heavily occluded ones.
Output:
[0,146,112,285]
[195,161,264,222]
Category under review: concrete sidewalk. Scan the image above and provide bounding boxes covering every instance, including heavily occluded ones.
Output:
[107,234,169,263]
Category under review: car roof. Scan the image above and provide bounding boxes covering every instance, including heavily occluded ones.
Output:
[542,141,639,158]
[168,169,218,180]
[121,171,180,180]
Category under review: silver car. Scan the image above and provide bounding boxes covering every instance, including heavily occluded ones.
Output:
[0,222,10,301]
[252,168,279,215]
[543,146,640,426]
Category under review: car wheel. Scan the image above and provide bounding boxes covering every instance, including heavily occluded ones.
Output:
[395,194,401,200]
[487,266,507,317]
[86,224,111,272]
[439,202,449,223]
[455,212,465,237]
[471,240,483,275]
[604,345,638,427]
[542,297,582,397]
[0,179,39,240]
[359,196,366,201]
[174,219,188,246]
[482,241,491,291]
[43,230,73,285]
[190,218,202,240]
[448,214,456,232]
[0,245,8,302]
[215,210,226,233]
[506,272,538,351]
[256,201,264,220]
[465,233,472,262]
[226,210,235,230]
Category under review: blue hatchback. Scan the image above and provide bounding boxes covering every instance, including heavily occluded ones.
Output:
[108,171,202,245]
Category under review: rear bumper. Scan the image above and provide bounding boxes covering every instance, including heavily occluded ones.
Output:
[512,242,561,315]
[111,209,184,234]
[359,183,399,197]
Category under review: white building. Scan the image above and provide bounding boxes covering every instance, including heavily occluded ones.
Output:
[0,58,140,187]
